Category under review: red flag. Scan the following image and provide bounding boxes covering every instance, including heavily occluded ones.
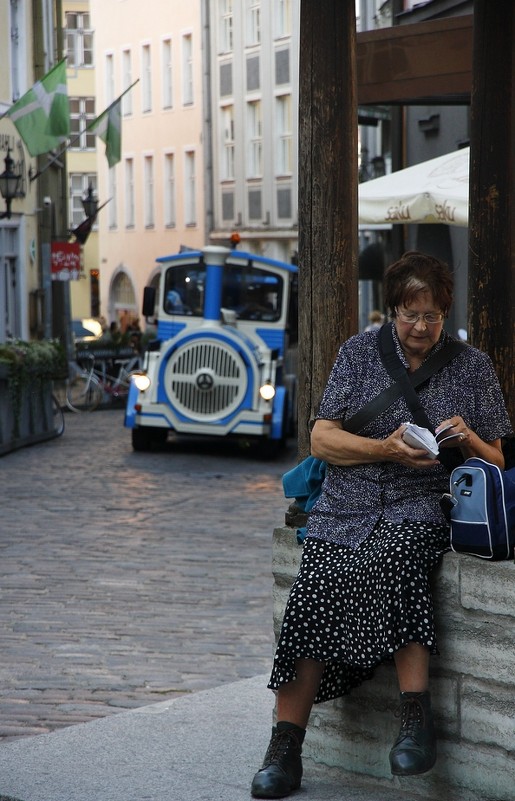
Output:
[70,214,96,245]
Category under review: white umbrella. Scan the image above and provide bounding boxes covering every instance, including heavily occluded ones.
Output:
[358,147,470,227]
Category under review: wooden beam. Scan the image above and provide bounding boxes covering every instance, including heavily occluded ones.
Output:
[297,0,358,458]
[468,0,515,425]
[357,15,473,106]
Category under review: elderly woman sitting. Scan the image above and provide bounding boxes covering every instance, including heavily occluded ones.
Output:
[251,250,512,799]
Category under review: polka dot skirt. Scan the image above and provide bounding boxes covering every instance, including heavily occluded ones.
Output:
[268,519,449,704]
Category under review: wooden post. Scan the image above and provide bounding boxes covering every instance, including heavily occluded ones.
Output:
[469,0,515,424]
[297,0,359,457]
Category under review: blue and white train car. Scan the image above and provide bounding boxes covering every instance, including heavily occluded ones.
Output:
[125,246,298,454]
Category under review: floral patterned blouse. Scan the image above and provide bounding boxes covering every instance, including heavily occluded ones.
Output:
[306,324,513,548]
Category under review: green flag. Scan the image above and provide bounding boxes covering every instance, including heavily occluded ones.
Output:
[5,60,69,156]
[90,100,122,168]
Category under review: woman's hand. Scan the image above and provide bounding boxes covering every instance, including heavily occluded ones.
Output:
[435,416,469,448]
[436,416,504,468]
[382,425,440,469]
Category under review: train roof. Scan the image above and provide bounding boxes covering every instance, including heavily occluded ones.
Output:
[156,248,298,274]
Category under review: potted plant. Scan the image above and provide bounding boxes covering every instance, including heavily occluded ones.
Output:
[0,339,67,452]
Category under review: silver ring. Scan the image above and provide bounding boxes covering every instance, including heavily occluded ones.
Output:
[459,432,465,440]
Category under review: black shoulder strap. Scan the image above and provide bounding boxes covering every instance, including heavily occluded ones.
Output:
[378,322,467,472]
[378,322,466,431]
[342,323,466,435]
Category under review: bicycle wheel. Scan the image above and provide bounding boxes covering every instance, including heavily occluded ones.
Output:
[66,372,103,412]
[52,379,68,410]
[51,393,65,436]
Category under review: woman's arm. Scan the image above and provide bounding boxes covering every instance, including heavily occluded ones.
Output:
[310,419,440,469]
[311,418,506,471]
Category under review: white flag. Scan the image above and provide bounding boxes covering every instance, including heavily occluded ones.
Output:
[89,100,122,168]
[5,60,69,156]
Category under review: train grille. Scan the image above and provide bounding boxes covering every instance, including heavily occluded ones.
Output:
[164,339,248,419]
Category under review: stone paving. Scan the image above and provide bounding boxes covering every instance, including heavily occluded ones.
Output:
[0,408,296,743]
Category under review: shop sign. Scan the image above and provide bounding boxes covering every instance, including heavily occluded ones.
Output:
[51,241,81,281]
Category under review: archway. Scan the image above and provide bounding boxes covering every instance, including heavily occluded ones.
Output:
[109,268,138,333]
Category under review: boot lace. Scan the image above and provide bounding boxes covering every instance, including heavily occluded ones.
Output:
[263,729,300,767]
[394,696,426,742]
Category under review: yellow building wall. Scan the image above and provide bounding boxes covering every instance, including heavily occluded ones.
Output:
[65,0,101,322]
[89,0,206,329]
[0,2,48,339]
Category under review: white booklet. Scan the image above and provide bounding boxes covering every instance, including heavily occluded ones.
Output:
[402,423,461,458]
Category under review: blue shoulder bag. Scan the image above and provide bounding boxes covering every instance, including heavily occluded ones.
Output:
[449,458,515,560]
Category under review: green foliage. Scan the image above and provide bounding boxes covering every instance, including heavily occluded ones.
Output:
[0,339,67,380]
[0,340,67,437]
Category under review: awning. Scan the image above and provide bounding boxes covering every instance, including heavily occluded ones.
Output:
[358,147,469,227]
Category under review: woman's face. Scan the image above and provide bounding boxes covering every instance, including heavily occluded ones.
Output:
[394,290,445,361]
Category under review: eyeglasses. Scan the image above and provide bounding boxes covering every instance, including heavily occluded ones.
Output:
[395,308,445,325]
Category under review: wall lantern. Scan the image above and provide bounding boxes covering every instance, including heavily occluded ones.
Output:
[81,184,98,219]
[0,147,21,219]
[70,184,104,245]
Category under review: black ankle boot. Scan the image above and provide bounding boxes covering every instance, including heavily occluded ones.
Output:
[389,691,436,776]
[251,723,304,799]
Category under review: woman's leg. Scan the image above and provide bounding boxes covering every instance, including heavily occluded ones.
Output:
[390,643,436,776]
[276,657,325,728]
[393,642,429,692]
[251,658,324,799]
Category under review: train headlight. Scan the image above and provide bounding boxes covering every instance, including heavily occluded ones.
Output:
[259,381,276,401]
[132,372,151,392]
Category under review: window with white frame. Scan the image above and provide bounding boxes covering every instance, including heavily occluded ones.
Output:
[182,33,194,106]
[70,173,97,227]
[247,100,262,177]
[219,0,233,53]
[125,158,135,228]
[276,0,292,37]
[108,168,117,229]
[69,97,96,150]
[164,153,176,227]
[221,105,235,180]
[162,38,173,109]
[246,0,261,46]
[142,44,152,112]
[276,94,292,174]
[65,12,93,67]
[105,53,115,105]
[184,150,197,225]
[122,50,133,116]
[144,155,155,227]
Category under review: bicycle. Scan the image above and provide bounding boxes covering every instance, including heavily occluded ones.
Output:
[51,392,65,436]
[90,352,141,404]
[53,347,142,413]
[53,355,104,413]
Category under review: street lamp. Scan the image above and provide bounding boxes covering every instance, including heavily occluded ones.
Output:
[81,184,98,218]
[69,184,100,245]
[0,148,21,220]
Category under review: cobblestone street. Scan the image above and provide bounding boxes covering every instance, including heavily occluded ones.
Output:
[0,409,296,742]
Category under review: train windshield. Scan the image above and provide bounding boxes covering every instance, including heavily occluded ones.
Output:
[163,263,284,322]
[222,264,283,322]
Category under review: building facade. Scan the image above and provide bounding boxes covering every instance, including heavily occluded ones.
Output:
[0,0,58,343]
[89,0,206,331]
[207,0,300,265]
[0,0,474,345]
[64,0,101,323]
